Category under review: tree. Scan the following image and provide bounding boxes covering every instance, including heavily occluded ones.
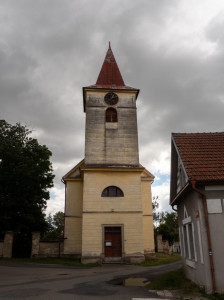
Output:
[43,211,64,239]
[156,211,179,245]
[152,197,179,248]
[0,120,54,252]
[152,196,159,225]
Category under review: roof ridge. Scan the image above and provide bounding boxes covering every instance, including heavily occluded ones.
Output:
[172,132,224,134]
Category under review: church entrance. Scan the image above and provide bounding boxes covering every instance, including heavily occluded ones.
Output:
[104,226,122,262]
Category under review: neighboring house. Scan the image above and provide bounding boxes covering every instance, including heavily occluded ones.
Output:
[62,44,155,264]
[170,132,224,293]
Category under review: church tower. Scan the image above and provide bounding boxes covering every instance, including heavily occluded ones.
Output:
[84,43,139,167]
[63,44,155,263]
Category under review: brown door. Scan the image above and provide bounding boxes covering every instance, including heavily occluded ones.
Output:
[104,227,122,257]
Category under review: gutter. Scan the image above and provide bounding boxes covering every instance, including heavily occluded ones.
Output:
[172,206,178,212]
[191,180,216,293]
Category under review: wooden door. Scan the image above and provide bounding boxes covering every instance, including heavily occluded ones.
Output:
[104,227,122,257]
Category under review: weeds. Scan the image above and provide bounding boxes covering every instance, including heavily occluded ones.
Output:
[139,252,181,266]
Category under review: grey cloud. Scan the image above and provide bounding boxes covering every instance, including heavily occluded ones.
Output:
[206,11,224,47]
[1,0,223,211]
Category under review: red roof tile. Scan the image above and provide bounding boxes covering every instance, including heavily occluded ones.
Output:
[86,43,138,91]
[172,132,224,182]
[96,42,124,87]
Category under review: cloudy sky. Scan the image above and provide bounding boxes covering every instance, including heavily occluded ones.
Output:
[1,0,224,214]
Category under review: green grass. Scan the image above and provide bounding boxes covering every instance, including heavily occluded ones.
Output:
[146,268,195,290]
[0,257,99,267]
[139,252,181,266]
[146,268,224,300]
[1,253,181,267]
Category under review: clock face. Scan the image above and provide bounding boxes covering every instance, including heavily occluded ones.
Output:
[104,92,118,105]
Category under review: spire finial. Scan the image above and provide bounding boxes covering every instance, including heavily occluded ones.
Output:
[109,41,111,49]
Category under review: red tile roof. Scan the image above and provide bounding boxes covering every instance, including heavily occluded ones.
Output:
[86,43,138,91]
[172,132,224,182]
[96,42,124,87]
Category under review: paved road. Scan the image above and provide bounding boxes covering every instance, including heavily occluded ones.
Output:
[0,261,181,299]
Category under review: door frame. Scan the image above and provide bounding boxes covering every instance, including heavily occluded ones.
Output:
[102,224,124,261]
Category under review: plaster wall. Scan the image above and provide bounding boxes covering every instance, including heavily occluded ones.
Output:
[82,170,146,262]
[85,90,139,166]
[39,242,63,257]
[82,212,144,258]
[64,180,83,255]
[83,170,142,212]
[64,217,82,255]
[65,180,83,216]
[178,190,212,293]
[141,180,154,253]
[204,189,224,293]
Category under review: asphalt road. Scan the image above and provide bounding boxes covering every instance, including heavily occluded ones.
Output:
[0,261,181,299]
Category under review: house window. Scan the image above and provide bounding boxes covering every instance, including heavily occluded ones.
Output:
[182,206,197,265]
[183,222,196,261]
[106,108,117,122]
[188,223,195,260]
[101,186,124,197]
[177,157,187,193]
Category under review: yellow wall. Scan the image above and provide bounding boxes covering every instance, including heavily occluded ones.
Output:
[82,213,144,257]
[141,179,155,253]
[64,217,82,254]
[81,170,145,258]
[65,180,83,216]
[83,170,142,212]
[63,167,155,260]
[63,180,83,255]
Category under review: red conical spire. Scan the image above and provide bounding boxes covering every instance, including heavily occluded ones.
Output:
[95,42,125,88]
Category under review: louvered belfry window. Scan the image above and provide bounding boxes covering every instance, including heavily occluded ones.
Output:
[105,108,117,122]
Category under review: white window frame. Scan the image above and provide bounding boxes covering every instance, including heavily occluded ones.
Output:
[181,206,197,268]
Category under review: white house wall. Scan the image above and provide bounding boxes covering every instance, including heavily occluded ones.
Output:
[204,187,224,293]
[177,189,213,293]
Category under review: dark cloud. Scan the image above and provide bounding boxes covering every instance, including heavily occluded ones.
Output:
[0,0,223,212]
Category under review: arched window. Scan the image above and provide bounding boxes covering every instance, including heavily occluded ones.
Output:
[105,108,117,122]
[101,186,124,197]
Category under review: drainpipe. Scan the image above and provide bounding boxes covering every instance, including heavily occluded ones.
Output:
[191,180,216,293]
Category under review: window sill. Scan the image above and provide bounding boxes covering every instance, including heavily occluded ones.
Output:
[106,122,118,129]
[186,259,196,269]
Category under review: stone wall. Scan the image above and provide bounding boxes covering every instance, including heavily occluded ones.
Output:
[31,232,64,258]
[0,240,3,257]
[0,232,14,258]
[3,232,14,258]
[38,241,63,257]
[157,234,172,254]
[85,90,139,166]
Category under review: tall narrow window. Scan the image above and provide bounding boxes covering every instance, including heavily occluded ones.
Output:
[106,108,117,122]
[188,224,195,259]
[101,186,124,197]
[182,206,197,262]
